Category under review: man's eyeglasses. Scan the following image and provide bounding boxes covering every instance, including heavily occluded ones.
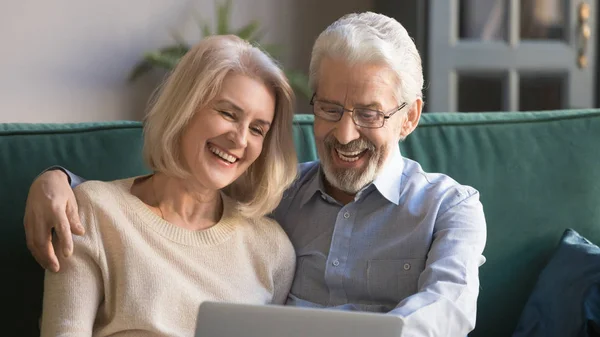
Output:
[310,93,407,129]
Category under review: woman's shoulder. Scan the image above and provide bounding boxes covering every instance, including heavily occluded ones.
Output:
[245,215,285,234]
[204,194,288,250]
[222,196,285,236]
[244,215,296,270]
[74,177,136,200]
[73,177,141,216]
[238,214,293,251]
[73,177,147,236]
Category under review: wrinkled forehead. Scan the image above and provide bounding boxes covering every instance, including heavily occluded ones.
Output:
[316,57,399,108]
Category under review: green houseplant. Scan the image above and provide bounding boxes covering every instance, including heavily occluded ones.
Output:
[129,0,311,100]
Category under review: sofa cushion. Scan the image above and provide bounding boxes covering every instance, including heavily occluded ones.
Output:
[512,229,600,337]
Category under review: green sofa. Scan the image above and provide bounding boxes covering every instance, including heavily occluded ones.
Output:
[2,110,600,336]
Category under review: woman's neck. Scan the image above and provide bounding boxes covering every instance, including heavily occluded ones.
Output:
[132,172,223,231]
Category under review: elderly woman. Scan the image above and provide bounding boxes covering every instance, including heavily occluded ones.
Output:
[40,35,298,337]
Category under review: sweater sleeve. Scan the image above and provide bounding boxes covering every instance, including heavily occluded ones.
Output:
[270,228,296,305]
[40,185,104,337]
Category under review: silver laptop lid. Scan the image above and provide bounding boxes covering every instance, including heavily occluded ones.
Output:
[195,301,404,337]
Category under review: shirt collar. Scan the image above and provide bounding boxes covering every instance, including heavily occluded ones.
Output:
[300,165,328,207]
[300,146,405,207]
[372,146,404,205]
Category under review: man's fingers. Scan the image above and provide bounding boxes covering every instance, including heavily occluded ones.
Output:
[25,222,36,256]
[66,198,84,236]
[24,220,39,264]
[54,212,74,258]
[41,238,60,273]
[30,222,59,272]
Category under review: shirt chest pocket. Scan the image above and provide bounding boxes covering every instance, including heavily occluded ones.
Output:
[367,259,425,303]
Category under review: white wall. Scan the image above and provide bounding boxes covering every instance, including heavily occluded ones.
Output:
[0,0,372,123]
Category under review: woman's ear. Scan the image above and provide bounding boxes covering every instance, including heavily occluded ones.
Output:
[399,98,423,140]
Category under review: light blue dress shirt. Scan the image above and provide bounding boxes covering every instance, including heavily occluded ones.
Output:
[272,147,487,335]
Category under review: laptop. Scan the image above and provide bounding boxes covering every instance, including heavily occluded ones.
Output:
[194,301,405,337]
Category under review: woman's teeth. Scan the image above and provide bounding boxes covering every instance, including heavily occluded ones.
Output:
[209,145,237,163]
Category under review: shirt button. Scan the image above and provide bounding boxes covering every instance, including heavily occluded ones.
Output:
[332,259,340,267]
[403,263,411,271]
[343,212,350,219]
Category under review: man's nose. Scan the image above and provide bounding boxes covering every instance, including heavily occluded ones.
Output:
[333,111,361,145]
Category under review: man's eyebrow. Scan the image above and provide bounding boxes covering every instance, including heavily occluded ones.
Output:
[319,97,383,111]
[354,102,383,110]
[318,97,344,106]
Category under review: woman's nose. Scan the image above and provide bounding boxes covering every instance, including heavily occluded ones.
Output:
[227,125,248,148]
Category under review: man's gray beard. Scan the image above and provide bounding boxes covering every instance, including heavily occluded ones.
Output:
[319,136,382,194]
[321,155,380,194]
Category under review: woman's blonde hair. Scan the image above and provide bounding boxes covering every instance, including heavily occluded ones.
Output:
[143,35,298,218]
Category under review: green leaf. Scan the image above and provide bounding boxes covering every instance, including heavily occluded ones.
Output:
[235,20,260,41]
[158,45,190,55]
[128,45,189,82]
[285,69,312,100]
[216,0,232,35]
[202,22,213,38]
[144,51,183,70]
[247,29,268,46]
[258,43,284,59]
[128,61,153,82]
[150,46,188,67]
[169,29,188,46]
[191,9,213,38]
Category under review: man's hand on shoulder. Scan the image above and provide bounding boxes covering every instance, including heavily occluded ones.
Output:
[24,169,84,272]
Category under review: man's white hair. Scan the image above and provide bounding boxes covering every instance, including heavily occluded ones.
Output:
[309,12,424,105]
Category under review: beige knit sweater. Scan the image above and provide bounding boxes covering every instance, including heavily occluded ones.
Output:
[40,178,296,337]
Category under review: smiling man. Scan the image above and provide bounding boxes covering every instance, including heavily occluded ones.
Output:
[24,12,486,337]
[271,13,487,335]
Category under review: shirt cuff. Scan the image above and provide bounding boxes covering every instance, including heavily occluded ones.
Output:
[44,166,84,189]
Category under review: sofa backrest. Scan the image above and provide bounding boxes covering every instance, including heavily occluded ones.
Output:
[1,122,149,336]
[2,109,600,337]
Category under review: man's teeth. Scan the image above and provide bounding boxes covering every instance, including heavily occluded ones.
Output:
[336,149,365,162]
[209,145,237,163]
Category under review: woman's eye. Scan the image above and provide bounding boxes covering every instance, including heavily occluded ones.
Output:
[250,127,265,136]
[218,110,235,119]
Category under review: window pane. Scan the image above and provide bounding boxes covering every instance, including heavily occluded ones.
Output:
[458,73,506,112]
[521,0,566,40]
[460,0,508,41]
[519,75,564,111]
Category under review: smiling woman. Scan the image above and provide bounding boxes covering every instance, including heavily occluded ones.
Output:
[143,35,297,219]
[39,35,298,337]
[184,74,276,184]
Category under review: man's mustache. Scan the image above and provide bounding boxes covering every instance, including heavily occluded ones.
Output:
[324,135,376,152]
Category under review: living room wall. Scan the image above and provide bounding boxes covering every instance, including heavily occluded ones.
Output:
[0,0,372,123]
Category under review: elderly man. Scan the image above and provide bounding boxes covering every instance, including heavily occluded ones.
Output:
[25,12,486,336]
